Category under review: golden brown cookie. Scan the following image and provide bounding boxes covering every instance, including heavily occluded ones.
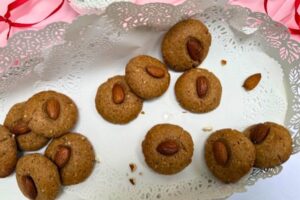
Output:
[45,133,95,185]
[23,91,78,138]
[125,55,171,99]
[162,19,212,71]
[142,124,194,175]
[95,75,143,124]
[244,122,292,168]
[16,154,61,200]
[0,125,17,177]
[175,68,222,113]
[4,102,49,151]
[205,129,255,183]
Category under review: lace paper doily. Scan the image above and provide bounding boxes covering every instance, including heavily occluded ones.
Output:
[1,0,300,199]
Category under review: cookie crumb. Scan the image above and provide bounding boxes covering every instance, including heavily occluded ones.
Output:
[129,163,137,172]
[129,178,136,185]
[202,126,213,132]
[221,59,227,66]
[139,172,143,176]
[95,156,101,163]
[182,111,187,113]
[141,111,145,115]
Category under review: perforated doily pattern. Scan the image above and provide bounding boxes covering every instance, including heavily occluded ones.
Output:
[0,0,300,199]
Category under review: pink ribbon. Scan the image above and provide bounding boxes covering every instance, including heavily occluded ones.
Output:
[0,0,65,39]
[264,0,300,34]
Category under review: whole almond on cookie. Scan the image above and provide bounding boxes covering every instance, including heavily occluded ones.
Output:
[54,145,71,168]
[243,73,261,91]
[112,83,125,104]
[21,176,37,199]
[213,140,229,166]
[45,98,60,120]
[250,124,270,144]
[196,76,208,98]
[187,37,203,63]
[146,66,165,78]
[156,140,179,156]
[10,120,30,135]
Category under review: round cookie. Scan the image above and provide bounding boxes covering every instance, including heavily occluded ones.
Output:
[125,55,170,99]
[45,133,95,185]
[175,68,222,113]
[4,102,49,151]
[0,125,17,177]
[142,124,194,175]
[95,75,143,124]
[16,154,61,200]
[205,129,255,183]
[23,91,78,138]
[244,122,292,168]
[162,19,211,71]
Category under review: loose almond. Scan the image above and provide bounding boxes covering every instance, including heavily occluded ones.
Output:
[243,73,261,91]
[213,140,229,166]
[250,123,270,144]
[54,145,71,168]
[156,140,179,156]
[10,120,30,135]
[187,37,203,63]
[21,176,37,199]
[196,76,209,98]
[146,66,165,78]
[112,83,125,104]
[45,98,60,120]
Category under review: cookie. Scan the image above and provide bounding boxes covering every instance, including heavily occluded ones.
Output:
[142,124,194,175]
[162,19,211,71]
[23,91,78,138]
[45,133,95,185]
[16,154,61,200]
[95,75,143,124]
[4,102,49,151]
[0,125,17,177]
[175,68,222,113]
[125,55,170,99]
[244,122,292,168]
[205,129,255,183]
